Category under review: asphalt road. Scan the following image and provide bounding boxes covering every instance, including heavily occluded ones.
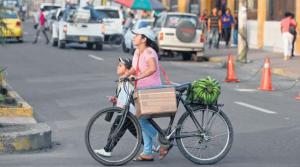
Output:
[0,22,300,167]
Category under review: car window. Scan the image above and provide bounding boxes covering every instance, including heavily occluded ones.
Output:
[165,15,199,29]
[2,11,18,19]
[43,6,61,11]
[154,16,163,28]
[138,21,153,29]
[95,9,119,19]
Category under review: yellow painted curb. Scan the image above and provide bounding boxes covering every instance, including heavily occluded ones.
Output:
[0,142,4,152]
[12,137,31,151]
[0,123,52,153]
[272,68,285,76]
[209,57,225,63]
[0,80,34,118]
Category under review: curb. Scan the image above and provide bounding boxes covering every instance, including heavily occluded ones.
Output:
[0,123,51,153]
[0,79,52,153]
[0,80,35,124]
[207,57,298,80]
[272,68,285,77]
[208,57,225,63]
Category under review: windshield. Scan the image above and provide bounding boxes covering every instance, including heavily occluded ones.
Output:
[95,9,119,19]
[165,15,199,29]
[43,6,61,11]
[134,21,153,29]
[1,10,18,19]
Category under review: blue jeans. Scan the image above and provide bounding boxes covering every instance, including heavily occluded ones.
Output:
[233,29,238,45]
[139,118,157,155]
[208,28,219,48]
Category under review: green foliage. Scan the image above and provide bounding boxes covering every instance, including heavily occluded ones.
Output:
[187,76,221,105]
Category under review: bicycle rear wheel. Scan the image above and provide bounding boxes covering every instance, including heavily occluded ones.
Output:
[85,107,142,166]
[176,106,233,164]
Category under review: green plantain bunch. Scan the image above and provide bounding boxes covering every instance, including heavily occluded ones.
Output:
[187,76,221,105]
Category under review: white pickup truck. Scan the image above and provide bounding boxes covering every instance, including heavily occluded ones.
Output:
[52,7,104,50]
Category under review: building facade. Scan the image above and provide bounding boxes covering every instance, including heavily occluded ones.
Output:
[174,0,300,56]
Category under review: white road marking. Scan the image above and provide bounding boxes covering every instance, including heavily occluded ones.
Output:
[235,88,257,92]
[234,101,277,114]
[88,55,103,61]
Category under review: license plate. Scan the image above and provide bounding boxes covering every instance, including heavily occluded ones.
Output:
[79,36,88,42]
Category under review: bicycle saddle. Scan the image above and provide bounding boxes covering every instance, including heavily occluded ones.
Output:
[175,83,191,93]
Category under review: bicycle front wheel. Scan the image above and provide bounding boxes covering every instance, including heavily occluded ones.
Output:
[176,106,233,165]
[85,107,142,166]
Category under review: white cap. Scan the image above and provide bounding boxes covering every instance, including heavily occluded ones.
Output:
[132,27,156,42]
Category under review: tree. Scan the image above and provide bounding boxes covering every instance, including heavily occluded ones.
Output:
[237,0,248,63]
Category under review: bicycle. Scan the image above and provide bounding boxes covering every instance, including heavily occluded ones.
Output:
[85,78,233,166]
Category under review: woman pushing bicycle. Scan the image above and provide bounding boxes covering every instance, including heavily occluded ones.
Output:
[124,27,170,161]
[85,27,233,166]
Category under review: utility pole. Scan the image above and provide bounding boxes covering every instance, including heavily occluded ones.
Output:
[237,0,248,63]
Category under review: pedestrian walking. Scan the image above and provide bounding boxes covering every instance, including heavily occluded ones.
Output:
[94,57,137,157]
[290,13,297,58]
[233,11,238,46]
[208,8,222,49]
[280,12,296,60]
[123,27,170,161]
[218,9,223,47]
[33,8,49,44]
[222,8,234,47]
[199,9,208,31]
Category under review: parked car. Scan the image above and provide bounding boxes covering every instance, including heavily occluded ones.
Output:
[123,19,154,53]
[52,6,104,50]
[94,6,123,44]
[153,12,205,61]
[0,9,23,42]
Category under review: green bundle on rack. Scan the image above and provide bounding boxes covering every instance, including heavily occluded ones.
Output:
[187,76,221,105]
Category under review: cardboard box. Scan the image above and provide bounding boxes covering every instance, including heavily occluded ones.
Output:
[135,87,177,118]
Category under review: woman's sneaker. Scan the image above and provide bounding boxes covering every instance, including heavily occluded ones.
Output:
[94,149,112,157]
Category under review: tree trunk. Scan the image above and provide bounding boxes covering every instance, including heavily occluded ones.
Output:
[237,0,248,63]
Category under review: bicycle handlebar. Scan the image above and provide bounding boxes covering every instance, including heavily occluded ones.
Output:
[117,77,137,83]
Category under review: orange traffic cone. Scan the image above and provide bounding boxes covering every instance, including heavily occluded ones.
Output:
[296,92,300,100]
[224,55,240,82]
[258,57,273,91]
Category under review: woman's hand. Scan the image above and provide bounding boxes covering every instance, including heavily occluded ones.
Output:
[107,96,117,104]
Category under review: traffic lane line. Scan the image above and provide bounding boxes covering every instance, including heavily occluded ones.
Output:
[88,55,103,61]
[234,101,277,114]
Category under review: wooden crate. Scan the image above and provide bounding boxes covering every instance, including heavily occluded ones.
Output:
[135,87,177,118]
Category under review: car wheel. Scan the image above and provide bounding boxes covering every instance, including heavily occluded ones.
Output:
[182,53,192,61]
[58,40,66,49]
[122,41,129,53]
[87,43,94,50]
[52,39,58,47]
[16,37,23,43]
[95,42,103,51]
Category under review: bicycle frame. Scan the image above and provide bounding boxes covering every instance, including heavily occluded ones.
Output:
[110,80,208,142]
[148,90,205,141]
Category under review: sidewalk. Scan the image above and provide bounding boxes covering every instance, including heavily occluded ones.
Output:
[206,46,300,80]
